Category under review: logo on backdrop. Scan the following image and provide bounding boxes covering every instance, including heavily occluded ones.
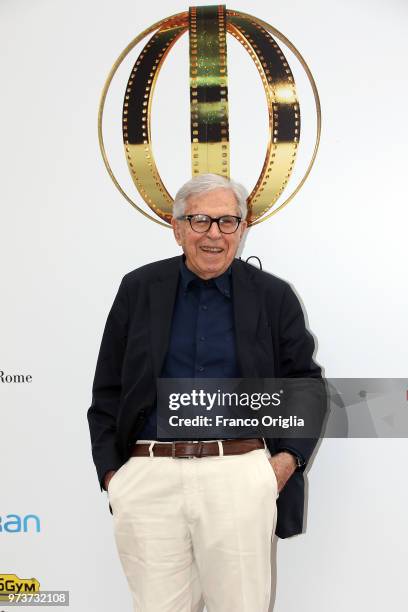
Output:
[98,4,320,227]
[0,514,41,533]
[0,370,32,384]
[0,575,40,599]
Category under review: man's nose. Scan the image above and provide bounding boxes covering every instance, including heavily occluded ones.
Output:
[207,220,222,238]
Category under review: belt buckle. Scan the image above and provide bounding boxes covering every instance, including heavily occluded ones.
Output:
[171,441,196,459]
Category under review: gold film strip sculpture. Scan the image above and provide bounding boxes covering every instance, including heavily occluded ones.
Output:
[98,5,321,227]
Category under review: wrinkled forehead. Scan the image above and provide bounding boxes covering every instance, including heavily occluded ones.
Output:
[185,188,240,216]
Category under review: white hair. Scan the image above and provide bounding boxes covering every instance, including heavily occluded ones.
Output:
[172,174,248,219]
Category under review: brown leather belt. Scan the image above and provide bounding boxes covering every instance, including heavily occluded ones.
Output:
[130,438,265,458]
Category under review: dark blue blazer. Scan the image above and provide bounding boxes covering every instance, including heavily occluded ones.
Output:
[87,255,324,538]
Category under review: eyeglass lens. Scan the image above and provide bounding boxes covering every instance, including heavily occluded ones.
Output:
[189,215,239,234]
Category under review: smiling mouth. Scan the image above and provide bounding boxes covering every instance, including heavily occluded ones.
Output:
[200,246,224,254]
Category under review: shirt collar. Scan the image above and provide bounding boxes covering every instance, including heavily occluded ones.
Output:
[179,255,232,299]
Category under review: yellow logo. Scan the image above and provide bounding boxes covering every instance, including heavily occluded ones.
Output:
[99,4,320,227]
[0,574,40,600]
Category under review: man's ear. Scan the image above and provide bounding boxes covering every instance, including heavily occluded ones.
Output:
[171,217,182,246]
[239,219,248,239]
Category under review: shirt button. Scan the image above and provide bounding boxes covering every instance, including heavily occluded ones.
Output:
[198,366,204,372]
[202,305,208,310]
[200,336,205,341]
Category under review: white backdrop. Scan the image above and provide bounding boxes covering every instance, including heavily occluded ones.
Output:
[1,0,407,610]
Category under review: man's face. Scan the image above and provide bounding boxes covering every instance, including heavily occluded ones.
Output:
[172,187,247,280]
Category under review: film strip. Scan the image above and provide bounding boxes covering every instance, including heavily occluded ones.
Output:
[105,6,318,226]
[123,15,188,223]
[227,13,300,223]
[189,5,230,178]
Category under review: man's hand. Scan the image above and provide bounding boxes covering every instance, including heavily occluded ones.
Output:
[104,469,117,491]
[268,451,297,492]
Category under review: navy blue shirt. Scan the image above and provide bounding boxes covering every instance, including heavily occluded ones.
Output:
[137,257,240,440]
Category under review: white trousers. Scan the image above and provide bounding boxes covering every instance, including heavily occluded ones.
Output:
[107,442,278,612]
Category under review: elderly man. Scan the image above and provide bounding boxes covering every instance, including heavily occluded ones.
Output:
[87,173,322,612]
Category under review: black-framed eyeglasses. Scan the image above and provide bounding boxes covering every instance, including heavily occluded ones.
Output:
[177,214,242,234]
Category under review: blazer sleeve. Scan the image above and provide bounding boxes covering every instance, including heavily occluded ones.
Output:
[274,283,325,469]
[87,276,129,491]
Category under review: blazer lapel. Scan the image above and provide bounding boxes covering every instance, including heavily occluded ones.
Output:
[149,258,180,377]
[231,259,262,377]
